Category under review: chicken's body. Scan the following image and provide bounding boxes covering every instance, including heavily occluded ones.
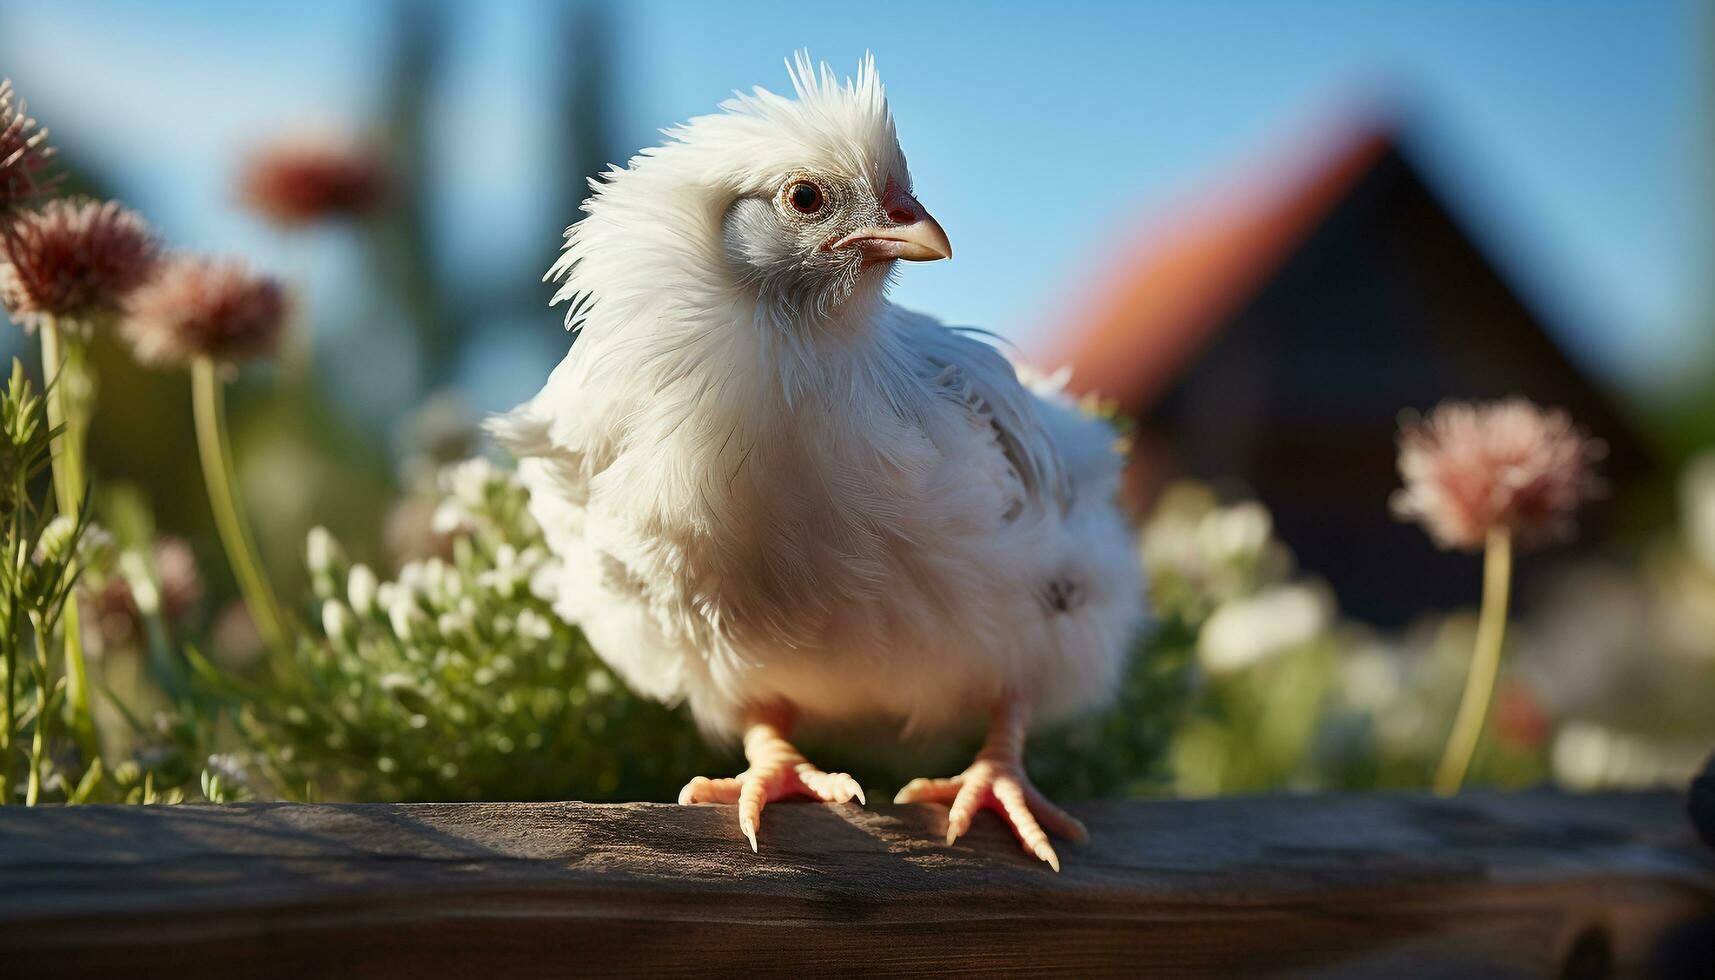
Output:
[496,56,1145,868]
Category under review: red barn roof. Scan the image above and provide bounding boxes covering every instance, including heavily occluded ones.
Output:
[1041,122,1395,412]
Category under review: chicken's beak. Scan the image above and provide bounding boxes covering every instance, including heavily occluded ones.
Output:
[833,179,952,263]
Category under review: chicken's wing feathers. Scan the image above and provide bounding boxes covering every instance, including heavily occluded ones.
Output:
[900,312,1078,519]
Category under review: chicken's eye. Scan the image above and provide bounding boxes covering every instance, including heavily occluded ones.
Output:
[787,181,823,215]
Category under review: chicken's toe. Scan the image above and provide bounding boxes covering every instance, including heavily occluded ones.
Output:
[678,741,865,854]
[892,776,959,804]
[677,775,742,805]
[1023,782,1090,845]
[944,777,989,846]
[896,758,1083,871]
[993,774,1059,871]
[797,765,865,805]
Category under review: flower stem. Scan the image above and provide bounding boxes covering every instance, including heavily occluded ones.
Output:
[1,643,12,804]
[191,357,290,654]
[2,589,15,804]
[25,614,49,805]
[38,316,99,763]
[1,488,24,804]
[1434,527,1513,795]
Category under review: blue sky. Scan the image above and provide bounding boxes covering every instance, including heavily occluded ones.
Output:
[2,0,1707,413]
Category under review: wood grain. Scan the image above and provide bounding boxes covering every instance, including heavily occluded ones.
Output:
[2,791,1711,978]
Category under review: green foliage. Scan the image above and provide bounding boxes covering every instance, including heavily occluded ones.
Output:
[1028,617,1195,798]
[229,458,722,802]
[1,362,321,807]
[1171,639,1338,795]
[0,360,56,508]
[1137,483,1333,795]
[0,359,97,802]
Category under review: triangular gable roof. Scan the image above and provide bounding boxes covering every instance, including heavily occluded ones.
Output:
[1040,121,1396,413]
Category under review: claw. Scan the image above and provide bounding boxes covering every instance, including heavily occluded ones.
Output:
[741,817,758,853]
[1034,840,1061,873]
[945,802,975,845]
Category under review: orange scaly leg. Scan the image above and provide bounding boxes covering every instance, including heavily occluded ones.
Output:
[678,704,865,853]
[894,701,1088,871]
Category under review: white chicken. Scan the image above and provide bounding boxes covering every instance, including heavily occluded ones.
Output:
[494,55,1144,870]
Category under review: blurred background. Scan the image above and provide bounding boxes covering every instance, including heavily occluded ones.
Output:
[1,0,1711,803]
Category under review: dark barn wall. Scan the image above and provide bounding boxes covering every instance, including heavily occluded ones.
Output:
[1148,145,1648,626]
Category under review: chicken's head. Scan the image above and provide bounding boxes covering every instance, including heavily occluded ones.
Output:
[551,54,950,330]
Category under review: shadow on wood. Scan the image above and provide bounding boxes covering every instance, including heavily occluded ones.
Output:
[2,791,1711,978]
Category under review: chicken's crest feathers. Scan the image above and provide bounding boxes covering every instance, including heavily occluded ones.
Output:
[546,53,907,333]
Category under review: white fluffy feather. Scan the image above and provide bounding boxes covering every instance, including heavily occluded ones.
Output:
[494,55,1144,740]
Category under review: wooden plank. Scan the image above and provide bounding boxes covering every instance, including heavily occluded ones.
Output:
[1,791,1711,978]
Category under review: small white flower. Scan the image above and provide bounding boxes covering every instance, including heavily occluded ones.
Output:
[430,499,473,535]
[321,599,353,644]
[1198,582,1333,675]
[306,526,342,576]
[515,608,553,641]
[422,557,450,598]
[437,610,472,638]
[441,456,500,504]
[397,562,427,595]
[1336,643,1403,714]
[389,598,427,642]
[1547,722,1708,791]
[204,753,248,787]
[34,514,78,565]
[1198,502,1272,566]
[442,568,467,601]
[347,563,378,616]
